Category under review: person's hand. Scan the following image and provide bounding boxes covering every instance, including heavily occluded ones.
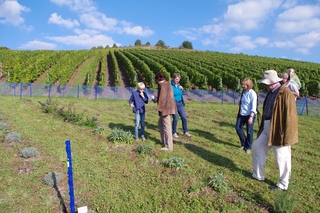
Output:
[139,90,144,98]
[180,85,184,90]
[130,103,134,108]
[248,117,253,125]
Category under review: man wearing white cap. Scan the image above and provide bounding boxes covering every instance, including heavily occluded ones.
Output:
[248,70,298,191]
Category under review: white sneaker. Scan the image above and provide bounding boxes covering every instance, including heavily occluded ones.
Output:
[141,136,146,141]
[173,133,179,138]
[184,132,191,137]
[161,147,169,151]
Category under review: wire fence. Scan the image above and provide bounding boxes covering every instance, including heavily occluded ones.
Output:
[0,82,319,116]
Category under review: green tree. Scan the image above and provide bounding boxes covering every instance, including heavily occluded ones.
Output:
[145,42,150,46]
[155,40,165,47]
[181,41,193,49]
[112,43,118,48]
[307,80,320,97]
[134,39,142,46]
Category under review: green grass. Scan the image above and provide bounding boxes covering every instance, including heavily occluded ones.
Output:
[0,95,319,213]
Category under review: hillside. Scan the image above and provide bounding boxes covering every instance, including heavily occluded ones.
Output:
[0,47,319,96]
[0,96,319,212]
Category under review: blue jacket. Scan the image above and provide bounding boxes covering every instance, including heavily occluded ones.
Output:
[128,90,149,113]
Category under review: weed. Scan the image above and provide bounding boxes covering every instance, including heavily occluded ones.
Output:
[94,125,106,135]
[81,115,99,128]
[57,102,84,123]
[0,114,3,120]
[163,156,187,171]
[107,128,134,145]
[21,147,40,158]
[5,131,22,142]
[38,98,59,113]
[134,144,154,155]
[43,172,63,187]
[274,176,298,213]
[207,173,232,192]
[0,122,9,130]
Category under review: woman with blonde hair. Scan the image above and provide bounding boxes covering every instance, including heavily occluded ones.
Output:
[235,78,258,154]
[129,82,149,141]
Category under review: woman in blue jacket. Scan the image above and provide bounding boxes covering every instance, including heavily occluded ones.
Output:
[171,73,191,138]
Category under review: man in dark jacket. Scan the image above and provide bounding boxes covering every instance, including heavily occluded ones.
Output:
[249,70,298,191]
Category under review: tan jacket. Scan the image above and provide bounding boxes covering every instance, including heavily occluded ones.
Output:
[258,85,298,146]
[156,81,177,116]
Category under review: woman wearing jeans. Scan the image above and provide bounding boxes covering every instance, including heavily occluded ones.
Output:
[235,78,257,154]
[171,73,191,138]
[129,82,149,141]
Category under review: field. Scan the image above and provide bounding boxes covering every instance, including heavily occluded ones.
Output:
[0,95,320,213]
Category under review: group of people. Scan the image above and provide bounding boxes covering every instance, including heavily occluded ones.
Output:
[128,72,191,151]
[129,67,300,191]
[236,68,300,191]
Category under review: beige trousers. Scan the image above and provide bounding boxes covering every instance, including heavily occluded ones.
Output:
[158,115,173,150]
[252,120,291,190]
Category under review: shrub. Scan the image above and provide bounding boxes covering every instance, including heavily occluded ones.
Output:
[163,156,187,171]
[43,172,63,187]
[0,114,3,120]
[94,125,106,135]
[0,122,9,130]
[21,147,40,158]
[107,128,134,145]
[81,115,99,128]
[134,144,154,155]
[57,103,84,123]
[5,131,22,142]
[38,98,59,113]
[207,173,232,192]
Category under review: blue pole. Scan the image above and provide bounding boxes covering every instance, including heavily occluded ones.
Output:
[20,82,22,100]
[30,83,32,97]
[306,97,309,115]
[95,86,98,99]
[221,90,224,104]
[65,140,75,213]
[14,83,17,96]
[77,85,80,99]
[48,84,52,98]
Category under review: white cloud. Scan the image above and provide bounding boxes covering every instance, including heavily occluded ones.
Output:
[123,26,153,36]
[231,35,269,51]
[48,13,80,28]
[231,35,257,50]
[294,48,310,55]
[173,30,197,40]
[293,31,320,48]
[275,5,320,34]
[19,40,57,50]
[50,0,96,13]
[0,0,30,26]
[45,33,119,48]
[79,12,118,31]
[281,0,298,9]
[223,0,282,31]
[269,40,295,48]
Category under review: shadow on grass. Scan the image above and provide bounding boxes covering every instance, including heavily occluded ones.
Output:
[52,172,68,213]
[192,128,239,148]
[182,142,241,172]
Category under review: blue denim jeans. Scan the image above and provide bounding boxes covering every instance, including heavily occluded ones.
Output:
[235,114,255,150]
[134,110,145,138]
[172,101,188,134]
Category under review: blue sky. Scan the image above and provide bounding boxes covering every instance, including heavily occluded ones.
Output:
[1,0,320,64]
